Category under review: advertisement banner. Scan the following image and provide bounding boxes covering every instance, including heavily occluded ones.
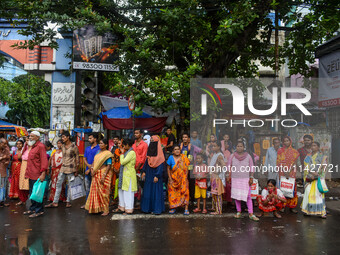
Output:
[318,51,340,107]
[73,25,119,71]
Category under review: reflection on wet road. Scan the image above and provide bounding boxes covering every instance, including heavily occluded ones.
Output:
[1,200,339,254]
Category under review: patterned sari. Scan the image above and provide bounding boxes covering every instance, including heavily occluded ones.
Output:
[276,137,300,208]
[9,152,22,198]
[301,153,327,216]
[85,150,114,213]
[49,150,66,202]
[168,154,190,209]
[110,147,122,201]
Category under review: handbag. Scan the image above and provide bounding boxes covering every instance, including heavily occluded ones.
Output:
[29,179,48,203]
[70,176,86,200]
[280,176,295,198]
[317,178,329,193]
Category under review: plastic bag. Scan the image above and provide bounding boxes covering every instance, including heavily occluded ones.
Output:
[250,178,259,199]
[70,176,86,200]
[280,176,295,198]
[317,178,329,193]
[30,179,47,203]
[0,187,5,202]
[114,178,119,199]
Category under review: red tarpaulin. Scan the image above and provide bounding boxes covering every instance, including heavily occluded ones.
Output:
[103,116,167,133]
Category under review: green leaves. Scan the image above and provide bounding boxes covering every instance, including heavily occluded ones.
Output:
[0,74,51,127]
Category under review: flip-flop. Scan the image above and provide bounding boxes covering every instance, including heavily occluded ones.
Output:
[66,203,72,208]
[169,209,176,214]
[202,209,208,214]
[249,215,259,222]
[193,208,201,213]
[184,210,190,215]
[234,212,243,219]
[23,210,33,215]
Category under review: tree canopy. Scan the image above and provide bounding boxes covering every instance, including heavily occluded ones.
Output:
[1,0,339,129]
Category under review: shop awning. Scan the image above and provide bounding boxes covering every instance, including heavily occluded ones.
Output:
[102,116,167,132]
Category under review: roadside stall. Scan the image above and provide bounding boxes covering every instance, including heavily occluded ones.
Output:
[0,120,28,138]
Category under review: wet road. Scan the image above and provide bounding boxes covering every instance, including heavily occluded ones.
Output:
[1,199,339,255]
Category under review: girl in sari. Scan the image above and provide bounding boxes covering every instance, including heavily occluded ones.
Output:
[48,140,66,202]
[110,140,124,204]
[141,135,165,215]
[9,140,24,200]
[85,139,114,216]
[17,143,30,205]
[276,136,300,213]
[301,142,327,218]
[228,141,259,221]
[257,179,287,218]
[209,142,225,215]
[167,145,190,215]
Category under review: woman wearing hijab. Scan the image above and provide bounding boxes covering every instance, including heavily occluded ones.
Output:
[276,136,300,213]
[141,135,165,215]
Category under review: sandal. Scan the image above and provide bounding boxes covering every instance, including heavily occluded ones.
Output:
[202,209,207,214]
[29,212,44,218]
[112,208,124,213]
[45,203,58,208]
[249,215,259,222]
[274,211,282,218]
[66,203,72,208]
[234,212,243,219]
[210,212,219,215]
[193,208,201,213]
[184,210,190,215]
[23,210,33,215]
[169,209,176,214]
[101,212,109,216]
[16,201,23,206]
[321,215,327,219]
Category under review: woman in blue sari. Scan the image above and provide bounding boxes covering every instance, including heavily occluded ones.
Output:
[141,135,165,215]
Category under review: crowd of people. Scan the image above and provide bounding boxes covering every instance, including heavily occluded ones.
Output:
[0,129,329,220]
